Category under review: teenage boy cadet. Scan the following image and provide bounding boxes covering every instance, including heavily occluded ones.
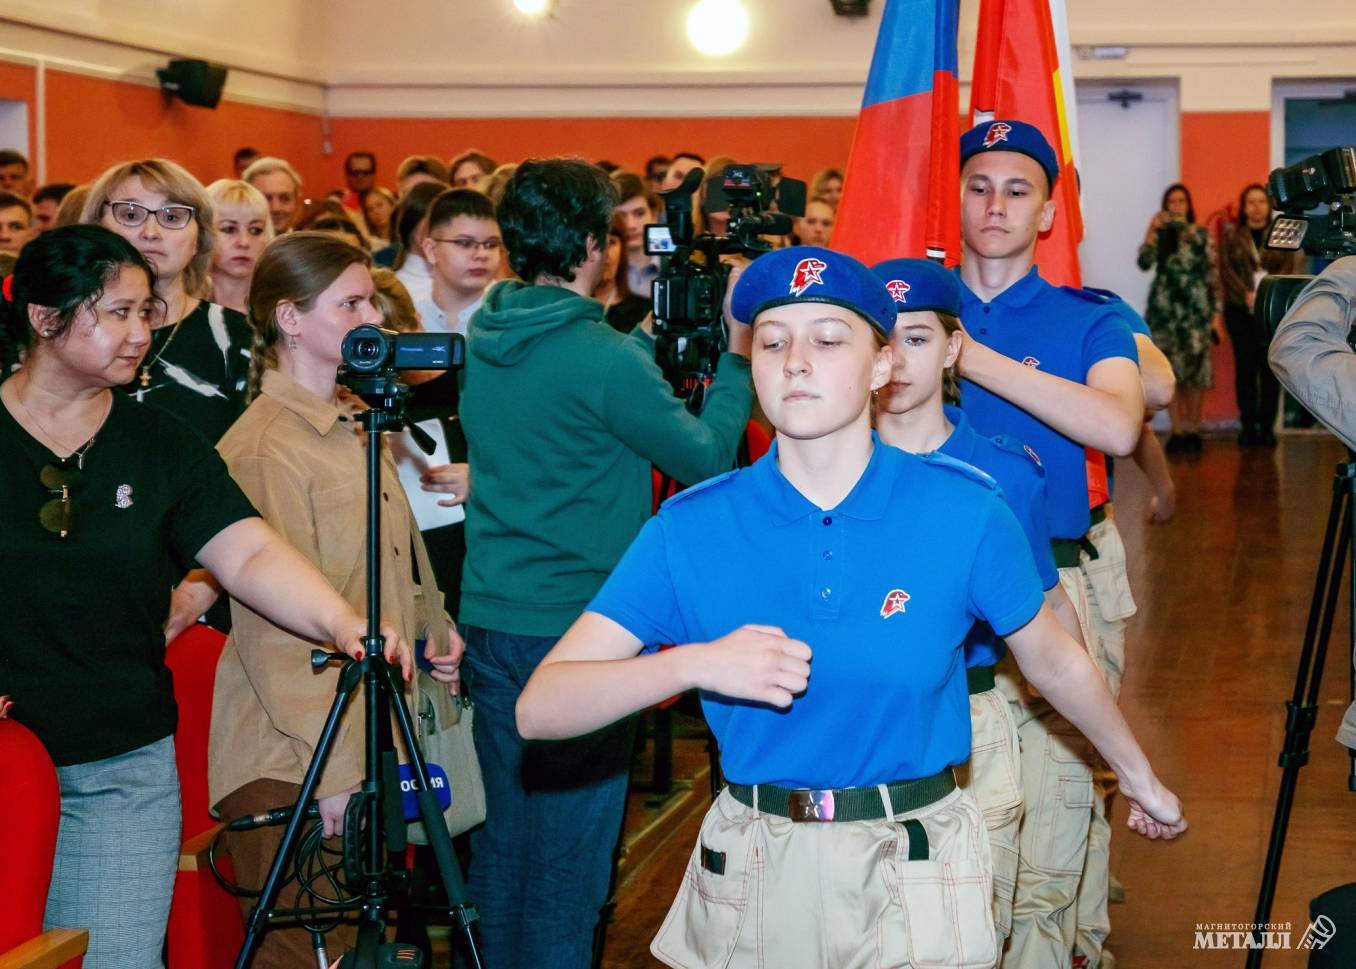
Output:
[418,188,501,336]
[457,157,753,969]
[953,119,1144,969]
[0,192,34,255]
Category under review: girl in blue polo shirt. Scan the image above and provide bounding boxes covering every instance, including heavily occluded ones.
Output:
[515,247,1185,969]
[870,256,1086,949]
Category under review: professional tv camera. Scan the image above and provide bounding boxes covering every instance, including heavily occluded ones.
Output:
[644,164,805,403]
[1255,146,1356,333]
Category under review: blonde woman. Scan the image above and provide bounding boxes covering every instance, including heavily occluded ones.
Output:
[81,159,253,443]
[363,186,397,247]
[211,232,463,969]
[206,178,273,314]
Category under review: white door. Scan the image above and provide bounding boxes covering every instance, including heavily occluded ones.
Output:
[0,101,28,157]
[1075,81,1179,316]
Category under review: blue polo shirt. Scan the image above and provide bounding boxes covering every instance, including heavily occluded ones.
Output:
[1082,287,1151,498]
[957,266,1138,539]
[936,405,1058,669]
[586,436,1044,789]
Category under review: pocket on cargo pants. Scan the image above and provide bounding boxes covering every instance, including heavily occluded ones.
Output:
[1020,719,1095,877]
[652,792,759,969]
[876,790,999,969]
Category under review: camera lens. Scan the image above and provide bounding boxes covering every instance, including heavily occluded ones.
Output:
[341,324,393,374]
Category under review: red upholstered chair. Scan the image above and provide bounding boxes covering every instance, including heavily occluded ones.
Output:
[164,625,244,969]
[0,719,88,969]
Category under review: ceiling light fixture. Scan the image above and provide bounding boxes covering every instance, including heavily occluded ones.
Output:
[687,0,750,57]
[513,0,552,16]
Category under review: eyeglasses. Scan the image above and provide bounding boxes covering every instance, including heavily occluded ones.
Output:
[39,461,78,539]
[104,200,196,230]
[347,168,375,177]
[430,236,503,252]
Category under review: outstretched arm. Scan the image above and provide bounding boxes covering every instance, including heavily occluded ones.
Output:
[196,517,412,678]
[1006,605,1187,840]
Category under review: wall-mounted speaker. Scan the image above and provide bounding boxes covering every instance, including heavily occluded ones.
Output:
[156,59,228,109]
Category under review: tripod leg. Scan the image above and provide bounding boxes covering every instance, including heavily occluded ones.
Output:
[1246,465,1354,966]
[235,659,365,969]
[379,663,484,969]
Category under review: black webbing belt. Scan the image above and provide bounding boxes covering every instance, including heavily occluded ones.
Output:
[725,767,955,825]
[1051,503,1107,569]
[967,664,996,695]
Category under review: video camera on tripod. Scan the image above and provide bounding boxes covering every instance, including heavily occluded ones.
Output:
[1255,146,1356,333]
[228,323,483,969]
[644,163,805,401]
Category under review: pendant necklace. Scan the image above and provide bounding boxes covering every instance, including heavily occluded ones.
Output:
[140,317,186,389]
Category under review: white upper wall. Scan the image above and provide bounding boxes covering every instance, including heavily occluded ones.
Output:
[1,0,1353,116]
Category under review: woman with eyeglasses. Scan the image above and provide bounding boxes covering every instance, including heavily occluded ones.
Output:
[0,224,411,969]
[80,158,254,444]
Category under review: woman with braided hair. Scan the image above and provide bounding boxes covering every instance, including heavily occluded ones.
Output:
[209,231,465,969]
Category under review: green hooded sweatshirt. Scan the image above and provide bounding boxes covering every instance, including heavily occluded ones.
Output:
[458,281,753,637]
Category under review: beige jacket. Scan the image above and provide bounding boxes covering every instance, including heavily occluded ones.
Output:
[208,369,451,809]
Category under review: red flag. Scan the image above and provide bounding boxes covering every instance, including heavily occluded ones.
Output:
[831,0,961,266]
[969,0,1083,287]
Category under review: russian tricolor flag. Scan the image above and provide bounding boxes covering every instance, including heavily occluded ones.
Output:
[830,0,961,267]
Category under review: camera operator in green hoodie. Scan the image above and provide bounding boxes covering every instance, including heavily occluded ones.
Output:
[457,157,753,969]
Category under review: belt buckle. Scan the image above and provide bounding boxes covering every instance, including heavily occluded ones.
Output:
[788,788,835,822]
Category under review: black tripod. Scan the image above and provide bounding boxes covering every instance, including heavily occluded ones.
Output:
[1247,458,1356,966]
[233,374,483,969]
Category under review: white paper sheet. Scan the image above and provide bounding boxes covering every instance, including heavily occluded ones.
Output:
[390,419,465,530]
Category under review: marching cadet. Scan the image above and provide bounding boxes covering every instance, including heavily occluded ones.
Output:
[953,119,1148,968]
[871,256,1084,952]
[515,245,1185,969]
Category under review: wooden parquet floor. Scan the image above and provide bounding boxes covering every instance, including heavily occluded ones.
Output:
[598,433,1356,968]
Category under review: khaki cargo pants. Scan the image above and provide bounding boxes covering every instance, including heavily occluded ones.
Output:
[651,785,999,969]
[999,567,1097,969]
[1074,515,1137,967]
[956,686,1023,944]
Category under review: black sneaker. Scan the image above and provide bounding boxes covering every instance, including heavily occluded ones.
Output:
[1186,433,1204,452]
[1165,434,1186,453]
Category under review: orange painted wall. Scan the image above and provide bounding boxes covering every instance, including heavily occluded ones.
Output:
[1181,111,1271,224]
[0,63,326,188]
[1180,111,1271,426]
[324,115,859,190]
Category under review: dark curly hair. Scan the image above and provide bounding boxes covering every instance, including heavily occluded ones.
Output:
[1,224,158,366]
[498,158,618,283]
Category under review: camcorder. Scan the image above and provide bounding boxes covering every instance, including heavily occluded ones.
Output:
[338,324,465,447]
[645,163,806,405]
[1256,146,1356,333]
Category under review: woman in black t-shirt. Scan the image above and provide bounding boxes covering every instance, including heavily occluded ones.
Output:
[80,158,254,444]
[0,225,411,969]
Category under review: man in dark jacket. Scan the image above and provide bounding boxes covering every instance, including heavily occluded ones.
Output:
[458,157,753,969]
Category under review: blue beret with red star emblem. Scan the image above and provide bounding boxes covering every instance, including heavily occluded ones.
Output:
[870,258,962,318]
[730,245,897,336]
[960,119,1060,190]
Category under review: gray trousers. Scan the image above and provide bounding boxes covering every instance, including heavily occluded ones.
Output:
[44,736,181,969]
